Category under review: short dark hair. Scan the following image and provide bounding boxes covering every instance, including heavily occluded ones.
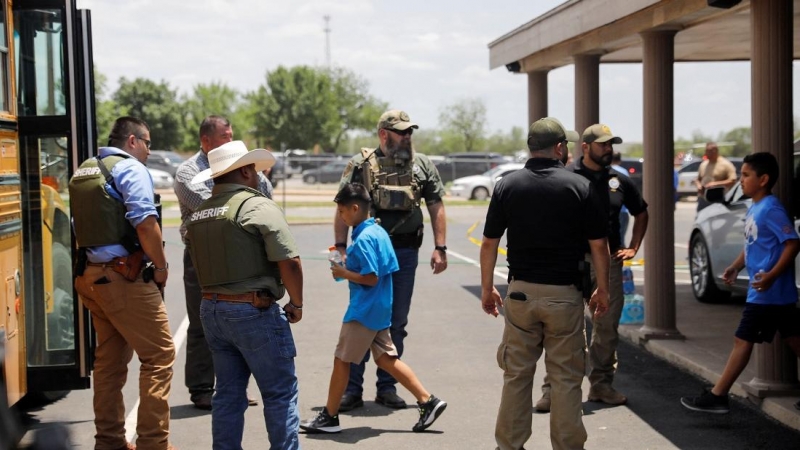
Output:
[743,152,779,191]
[334,183,371,209]
[107,116,149,148]
[199,115,231,138]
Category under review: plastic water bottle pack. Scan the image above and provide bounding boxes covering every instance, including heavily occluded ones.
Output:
[619,262,644,324]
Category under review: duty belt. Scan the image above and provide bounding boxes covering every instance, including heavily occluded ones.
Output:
[390,230,422,249]
[201,291,276,308]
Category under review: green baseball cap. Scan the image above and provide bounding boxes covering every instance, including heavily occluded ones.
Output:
[582,124,623,144]
[377,109,419,132]
[527,117,579,150]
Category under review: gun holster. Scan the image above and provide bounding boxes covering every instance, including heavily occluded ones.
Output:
[577,260,592,301]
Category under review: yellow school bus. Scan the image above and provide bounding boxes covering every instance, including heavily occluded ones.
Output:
[0,0,96,439]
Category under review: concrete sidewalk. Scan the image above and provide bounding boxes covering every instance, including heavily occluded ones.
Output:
[620,277,800,431]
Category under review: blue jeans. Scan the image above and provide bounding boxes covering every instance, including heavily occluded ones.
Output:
[200,300,299,450]
[346,247,418,396]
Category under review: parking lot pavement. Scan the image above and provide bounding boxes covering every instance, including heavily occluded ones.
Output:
[19,199,800,448]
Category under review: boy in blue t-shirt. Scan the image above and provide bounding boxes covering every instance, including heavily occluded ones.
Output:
[681,152,800,414]
[300,183,447,433]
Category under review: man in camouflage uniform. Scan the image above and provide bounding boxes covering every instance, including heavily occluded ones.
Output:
[333,109,448,411]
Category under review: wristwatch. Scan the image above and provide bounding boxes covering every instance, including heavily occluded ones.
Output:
[435,245,447,253]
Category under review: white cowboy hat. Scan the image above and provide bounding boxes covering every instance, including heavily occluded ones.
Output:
[191,140,275,184]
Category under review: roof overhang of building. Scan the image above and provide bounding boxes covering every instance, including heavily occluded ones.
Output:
[488,0,800,73]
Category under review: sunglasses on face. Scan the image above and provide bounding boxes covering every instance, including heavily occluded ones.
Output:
[388,128,413,136]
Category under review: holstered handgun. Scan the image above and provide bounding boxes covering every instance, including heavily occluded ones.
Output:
[577,260,593,301]
[112,250,146,282]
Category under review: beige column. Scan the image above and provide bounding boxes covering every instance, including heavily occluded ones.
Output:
[574,54,600,136]
[527,70,548,125]
[743,0,798,398]
[638,29,683,341]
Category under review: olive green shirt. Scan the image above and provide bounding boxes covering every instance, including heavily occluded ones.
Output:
[340,149,445,235]
[187,183,299,297]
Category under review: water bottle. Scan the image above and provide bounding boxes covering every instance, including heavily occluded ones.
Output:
[622,264,635,295]
[328,246,344,282]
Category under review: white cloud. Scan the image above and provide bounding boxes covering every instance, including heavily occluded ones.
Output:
[79,0,800,143]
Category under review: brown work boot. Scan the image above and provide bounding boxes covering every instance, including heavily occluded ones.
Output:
[190,391,213,410]
[588,385,627,405]
[534,391,551,412]
[247,390,259,407]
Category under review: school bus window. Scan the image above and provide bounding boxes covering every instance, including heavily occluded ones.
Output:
[0,2,9,112]
[14,8,66,117]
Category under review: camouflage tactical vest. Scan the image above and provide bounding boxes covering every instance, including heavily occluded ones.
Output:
[359,147,421,212]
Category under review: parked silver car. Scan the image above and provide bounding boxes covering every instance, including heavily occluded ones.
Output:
[688,153,800,302]
[449,163,524,200]
[148,167,175,190]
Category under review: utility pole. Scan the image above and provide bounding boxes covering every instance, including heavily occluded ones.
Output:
[323,15,331,69]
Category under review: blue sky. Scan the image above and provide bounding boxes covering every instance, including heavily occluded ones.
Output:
[79,0,799,143]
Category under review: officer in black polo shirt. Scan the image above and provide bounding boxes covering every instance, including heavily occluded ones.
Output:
[535,124,649,412]
[480,117,610,450]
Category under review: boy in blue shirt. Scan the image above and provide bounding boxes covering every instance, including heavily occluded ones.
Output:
[300,183,447,433]
[681,152,800,413]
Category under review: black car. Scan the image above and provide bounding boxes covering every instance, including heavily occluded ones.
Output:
[302,161,349,184]
[146,150,186,176]
[435,152,510,183]
[616,157,644,193]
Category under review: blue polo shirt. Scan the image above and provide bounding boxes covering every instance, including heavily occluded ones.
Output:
[343,217,399,330]
[86,146,158,263]
[744,195,799,305]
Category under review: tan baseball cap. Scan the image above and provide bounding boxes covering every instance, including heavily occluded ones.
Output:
[377,109,419,132]
[527,117,579,150]
[582,124,623,144]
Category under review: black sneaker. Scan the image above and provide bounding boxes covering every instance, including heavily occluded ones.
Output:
[338,393,364,412]
[413,395,447,432]
[300,408,341,434]
[680,389,730,414]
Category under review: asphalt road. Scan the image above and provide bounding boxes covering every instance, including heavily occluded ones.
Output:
[15,200,800,449]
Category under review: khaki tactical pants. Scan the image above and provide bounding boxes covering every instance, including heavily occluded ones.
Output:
[76,266,175,450]
[495,281,587,450]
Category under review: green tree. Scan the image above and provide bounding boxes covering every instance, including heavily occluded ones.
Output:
[113,77,184,150]
[94,68,119,149]
[719,126,751,156]
[485,126,527,155]
[328,67,387,153]
[247,66,337,151]
[181,81,242,150]
[438,98,487,152]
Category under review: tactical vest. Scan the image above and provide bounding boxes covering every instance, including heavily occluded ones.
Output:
[359,147,421,213]
[186,187,280,289]
[69,155,139,249]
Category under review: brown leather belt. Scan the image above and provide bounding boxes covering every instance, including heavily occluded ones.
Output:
[202,291,276,308]
[86,257,125,269]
